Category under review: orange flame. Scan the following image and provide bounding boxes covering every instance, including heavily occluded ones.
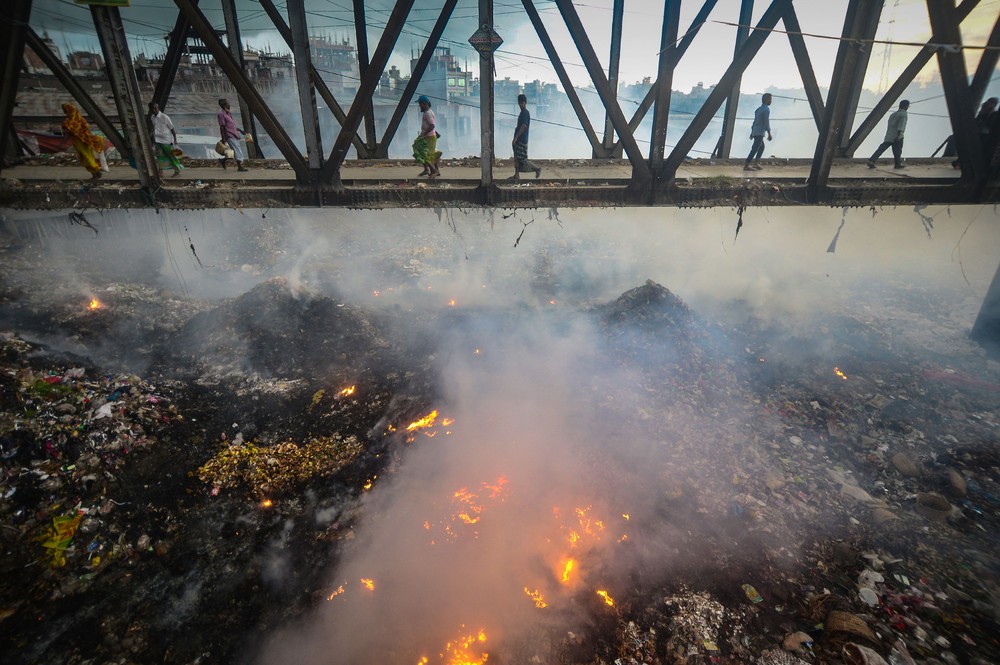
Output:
[363,476,376,490]
[560,558,576,584]
[448,299,457,307]
[441,627,488,665]
[326,585,345,600]
[406,410,439,431]
[442,417,455,427]
[834,367,848,380]
[87,298,102,310]
[596,589,615,607]
[259,498,273,509]
[360,578,375,591]
[524,587,548,608]
[339,386,356,397]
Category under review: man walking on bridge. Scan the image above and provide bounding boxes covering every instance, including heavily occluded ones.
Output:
[217,98,248,172]
[510,94,541,180]
[867,100,909,170]
[743,93,772,171]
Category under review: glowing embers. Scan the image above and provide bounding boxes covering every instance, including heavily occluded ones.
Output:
[596,589,615,607]
[559,558,576,584]
[425,477,510,543]
[258,498,273,509]
[87,298,102,310]
[360,578,375,591]
[401,410,455,443]
[416,626,489,665]
[559,504,607,550]
[338,385,356,398]
[323,578,373,601]
[834,367,848,380]
[523,587,548,608]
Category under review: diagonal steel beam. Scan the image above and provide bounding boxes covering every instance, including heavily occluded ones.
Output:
[845,0,979,155]
[553,0,651,182]
[619,0,718,143]
[257,0,367,157]
[152,1,197,111]
[23,27,128,155]
[836,0,883,152]
[650,0,681,169]
[0,0,33,167]
[221,0,263,158]
[661,0,791,178]
[927,0,982,182]
[92,5,158,188]
[323,0,414,183]
[376,0,458,158]
[520,0,602,157]
[970,13,1000,107]
[173,0,309,180]
[807,0,876,193]
[781,4,824,128]
[353,0,377,151]
[288,0,322,174]
[600,0,625,156]
[715,0,754,158]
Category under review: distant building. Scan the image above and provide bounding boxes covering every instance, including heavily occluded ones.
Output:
[309,35,360,99]
[22,32,60,75]
[411,47,472,104]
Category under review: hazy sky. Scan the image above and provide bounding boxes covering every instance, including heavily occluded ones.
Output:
[29,0,1000,97]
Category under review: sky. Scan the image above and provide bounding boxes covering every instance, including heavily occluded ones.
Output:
[29,0,1000,96]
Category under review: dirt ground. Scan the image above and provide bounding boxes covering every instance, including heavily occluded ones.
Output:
[1,209,998,665]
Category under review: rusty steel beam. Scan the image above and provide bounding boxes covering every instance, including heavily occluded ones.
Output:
[480,0,495,187]
[173,0,309,180]
[0,0,32,167]
[221,0,263,158]
[806,0,875,194]
[781,4,824,129]
[714,0,753,158]
[288,0,323,175]
[324,0,414,184]
[836,0,883,153]
[353,0,377,151]
[554,0,652,182]
[621,0,718,140]
[377,0,457,159]
[845,0,979,155]
[520,0,603,157]
[92,5,158,188]
[661,0,791,179]
[22,27,127,156]
[257,0,367,158]
[927,0,983,182]
[970,13,1000,107]
[650,0,681,170]
[599,0,625,157]
[152,1,197,111]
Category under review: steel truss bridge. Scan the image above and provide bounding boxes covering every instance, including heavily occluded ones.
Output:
[0,0,999,210]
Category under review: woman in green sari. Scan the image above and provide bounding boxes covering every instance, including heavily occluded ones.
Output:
[412,95,442,179]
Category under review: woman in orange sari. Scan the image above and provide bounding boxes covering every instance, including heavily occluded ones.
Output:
[62,103,106,179]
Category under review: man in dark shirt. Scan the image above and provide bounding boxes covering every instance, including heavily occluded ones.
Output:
[511,94,541,180]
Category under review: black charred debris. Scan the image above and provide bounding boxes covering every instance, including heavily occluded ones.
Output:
[1,278,999,665]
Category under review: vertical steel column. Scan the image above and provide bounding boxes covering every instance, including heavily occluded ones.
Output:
[714,0,753,158]
[479,0,495,187]
[288,0,322,175]
[970,14,1000,108]
[650,0,681,170]
[221,0,262,158]
[91,6,158,188]
[353,0,377,151]
[926,0,982,182]
[0,0,32,168]
[599,0,625,158]
[806,0,872,195]
[836,1,883,153]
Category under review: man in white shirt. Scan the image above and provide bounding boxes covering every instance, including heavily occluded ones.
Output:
[148,102,182,177]
[867,100,909,170]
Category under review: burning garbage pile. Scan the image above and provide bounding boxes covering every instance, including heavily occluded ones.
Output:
[1,230,1000,665]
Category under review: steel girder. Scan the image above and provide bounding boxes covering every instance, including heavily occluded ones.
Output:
[0,0,32,167]
[649,0,681,170]
[781,4,824,129]
[480,0,495,187]
[353,0,377,152]
[926,0,983,182]
[323,0,414,185]
[288,0,323,175]
[598,0,625,158]
[969,13,1000,111]
[554,0,652,183]
[714,0,753,159]
[91,6,158,189]
[152,1,197,112]
[173,0,309,180]
[520,0,603,157]
[661,0,791,180]
[806,0,881,195]
[221,0,262,158]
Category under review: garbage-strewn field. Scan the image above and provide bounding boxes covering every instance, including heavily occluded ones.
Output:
[1,208,998,665]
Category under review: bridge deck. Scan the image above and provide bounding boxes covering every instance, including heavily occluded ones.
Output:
[1,158,995,209]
